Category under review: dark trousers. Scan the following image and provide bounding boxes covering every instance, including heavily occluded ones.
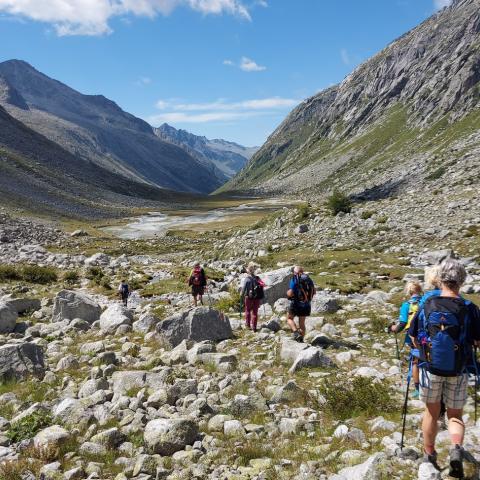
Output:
[245,298,260,330]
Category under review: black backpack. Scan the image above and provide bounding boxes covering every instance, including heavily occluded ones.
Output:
[246,276,264,300]
[295,274,314,303]
[120,283,129,296]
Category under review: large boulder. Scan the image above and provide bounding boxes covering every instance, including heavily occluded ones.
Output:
[133,313,160,333]
[311,295,340,314]
[1,296,41,315]
[0,302,18,333]
[289,346,336,373]
[99,304,133,334]
[0,342,44,381]
[52,290,101,324]
[417,249,454,266]
[259,267,292,305]
[144,418,198,455]
[34,425,71,452]
[156,308,233,347]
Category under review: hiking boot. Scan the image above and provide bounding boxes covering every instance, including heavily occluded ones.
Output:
[449,445,464,478]
[423,450,442,471]
[293,330,304,343]
[411,389,420,400]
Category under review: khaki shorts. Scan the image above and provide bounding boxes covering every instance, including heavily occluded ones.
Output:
[420,372,468,410]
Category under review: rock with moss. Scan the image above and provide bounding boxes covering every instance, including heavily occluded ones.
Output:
[156,307,233,347]
[144,418,198,455]
[0,342,44,381]
[52,290,101,324]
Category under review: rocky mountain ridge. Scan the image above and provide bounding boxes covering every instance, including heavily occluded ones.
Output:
[224,0,480,197]
[0,60,223,195]
[154,123,257,180]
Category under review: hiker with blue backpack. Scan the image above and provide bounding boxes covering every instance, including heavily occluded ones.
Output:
[408,259,480,478]
[118,280,130,307]
[241,262,265,333]
[389,281,423,398]
[287,266,316,343]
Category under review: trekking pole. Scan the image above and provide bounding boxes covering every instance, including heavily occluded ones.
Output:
[400,355,413,450]
[394,333,400,361]
[475,346,478,424]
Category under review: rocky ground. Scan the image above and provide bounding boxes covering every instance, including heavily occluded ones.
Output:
[0,193,479,480]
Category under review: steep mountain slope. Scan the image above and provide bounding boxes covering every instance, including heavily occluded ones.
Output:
[0,60,223,194]
[154,123,257,179]
[224,0,480,197]
[0,105,196,218]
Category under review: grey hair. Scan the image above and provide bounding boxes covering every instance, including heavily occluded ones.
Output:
[293,265,304,274]
[440,259,467,290]
[247,262,257,275]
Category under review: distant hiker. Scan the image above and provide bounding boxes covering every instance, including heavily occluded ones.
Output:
[287,266,316,343]
[188,261,207,307]
[409,259,480,477]
[389,281,423,398]
[241,262,265,332]
[118,280,130,307]
[419,265,442,308]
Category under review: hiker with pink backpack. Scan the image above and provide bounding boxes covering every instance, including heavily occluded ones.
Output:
[188,261,207,307]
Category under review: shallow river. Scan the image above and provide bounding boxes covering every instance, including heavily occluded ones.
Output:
[102,199,288,240]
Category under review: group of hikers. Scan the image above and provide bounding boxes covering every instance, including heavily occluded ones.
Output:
[110,258,480,477]
[186,258,479,477]
[187,261,315,340]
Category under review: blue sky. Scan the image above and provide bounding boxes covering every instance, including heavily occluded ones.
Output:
[0,0,451,146]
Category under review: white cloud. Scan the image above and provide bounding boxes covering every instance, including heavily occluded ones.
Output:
[340,48,351,66]
[135,76,152,86]
[0,0,252,36]
[150,96,298,124]
[433,0,452,9]
[240,56,266,72]
[223,56,266,72]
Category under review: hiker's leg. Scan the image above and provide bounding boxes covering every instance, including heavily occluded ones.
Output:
[199,294,203,305]
[445,374,468,446]
[287,313,297,332]
[447,409,465,446]
[245,298,252,328]
[298,316,306,336]
[251,299,260,331]
[423,402,441,454]
[193,293,197,307]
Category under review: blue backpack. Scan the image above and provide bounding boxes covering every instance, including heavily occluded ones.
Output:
[418,296,472,377]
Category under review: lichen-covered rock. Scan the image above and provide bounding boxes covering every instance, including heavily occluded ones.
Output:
[156,307,232,347]
[0,342,44,381]
[144,418,198,455]
[52,290,101,324]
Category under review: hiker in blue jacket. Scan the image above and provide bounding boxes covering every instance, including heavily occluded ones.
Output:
[287,266,316,343]
[408,259,480,478]
[390,281,423,398]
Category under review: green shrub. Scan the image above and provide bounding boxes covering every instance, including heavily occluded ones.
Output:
[7,411,53,443]
[426,166,446,181]
[319,375,396,420]
[326,190,352,216]
[376,215,388,224]
[296,203,310,220]
[63,270,79,286]
[86,266,104,283]
[216,287,242,313]
[100,277,112,290]
[0,265,20,282]
[360,210,375,220]
[21,266,57,284]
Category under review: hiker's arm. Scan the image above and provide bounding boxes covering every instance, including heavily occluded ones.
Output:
[390,303,408,333]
